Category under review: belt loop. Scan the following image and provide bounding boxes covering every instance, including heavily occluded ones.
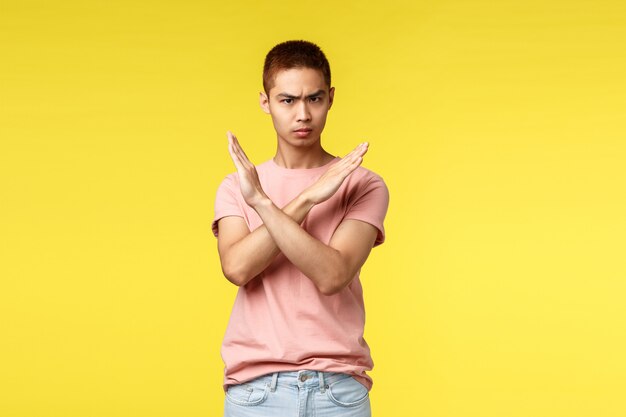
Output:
[270,372,278,392]
[318,371,326,393]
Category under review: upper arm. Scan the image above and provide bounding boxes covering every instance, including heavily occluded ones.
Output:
[212,174,248,263]
[326,173,390,291]
[328,218,379,290]
[215,215,250,262]
[342,174,389,247]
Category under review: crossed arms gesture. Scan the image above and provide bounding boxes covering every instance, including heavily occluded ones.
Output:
[216,131,379,295]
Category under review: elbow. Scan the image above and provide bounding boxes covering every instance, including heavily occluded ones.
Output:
[221,258,249,287]
[319,268,352,296]
[320,284,341,296]
[318,254,355,295]
[221,267,242,287]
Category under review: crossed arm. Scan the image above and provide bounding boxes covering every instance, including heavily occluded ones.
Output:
[216,131,379,295]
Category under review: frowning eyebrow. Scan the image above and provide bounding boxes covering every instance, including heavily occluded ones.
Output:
[275,89,326,99]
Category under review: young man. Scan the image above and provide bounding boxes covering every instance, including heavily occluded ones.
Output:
[212,40,389,417]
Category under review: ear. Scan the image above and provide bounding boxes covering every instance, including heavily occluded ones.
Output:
[259,91,270,114]
[328,86,335,110]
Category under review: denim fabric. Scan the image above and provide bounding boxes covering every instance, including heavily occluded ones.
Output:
[223,370,371,417]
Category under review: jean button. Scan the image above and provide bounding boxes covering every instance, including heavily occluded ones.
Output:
[299,374,309,382]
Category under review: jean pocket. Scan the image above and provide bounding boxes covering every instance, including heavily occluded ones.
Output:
[325,375,369,407]
[225,381,270,407]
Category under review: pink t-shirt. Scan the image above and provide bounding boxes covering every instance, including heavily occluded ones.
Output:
[211,156,389,393]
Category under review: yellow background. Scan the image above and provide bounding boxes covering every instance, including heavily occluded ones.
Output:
[1,0,625,416]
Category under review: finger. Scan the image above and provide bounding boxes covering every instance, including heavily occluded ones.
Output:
[341,142,368,166]
[343,142,366,159]
[346,156,364,173]
[230,134,252,164]
[231,135,255,169]
[358,142,369,157]
[339,142,368,168]
[330,151,365,179]
[227,130,233,148]
[333,155,363,182]
[227,132,247,172]
[344,144,368,171]
[333,144,362,171]
[228,140,246,172]
[355,141,368,155]
[226,131,236,158]
[232,139,254,171]
[227,131,253,170]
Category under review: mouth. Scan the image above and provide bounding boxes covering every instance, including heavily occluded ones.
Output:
[293,128,312,137]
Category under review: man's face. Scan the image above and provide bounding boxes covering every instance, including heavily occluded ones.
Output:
[260,67,334,147]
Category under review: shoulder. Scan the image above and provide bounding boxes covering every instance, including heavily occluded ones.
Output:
[346,165,388,190]
[216,159,276,192]
[340,164,389,210]
[216,171,238,190]
[340,165,390,246]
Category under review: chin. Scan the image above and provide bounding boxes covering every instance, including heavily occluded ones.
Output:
[283,132,318,144]
[298,137,319,145]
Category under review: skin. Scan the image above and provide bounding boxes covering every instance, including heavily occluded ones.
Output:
[216,67,379,295]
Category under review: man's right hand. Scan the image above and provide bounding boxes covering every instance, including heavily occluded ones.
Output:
[301,142,369,205]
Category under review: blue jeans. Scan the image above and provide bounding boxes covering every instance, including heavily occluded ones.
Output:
[223,370,371,417]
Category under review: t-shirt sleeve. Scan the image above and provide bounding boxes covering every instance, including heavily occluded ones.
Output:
[343,174,390,247]
[211,174,244,238]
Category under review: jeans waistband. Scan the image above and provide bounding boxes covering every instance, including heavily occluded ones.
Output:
[251,370,352,393]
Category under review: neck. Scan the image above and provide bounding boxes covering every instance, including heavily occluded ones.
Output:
[273,138,335,169]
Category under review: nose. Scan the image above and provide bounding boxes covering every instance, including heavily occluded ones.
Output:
[296,101,311,122]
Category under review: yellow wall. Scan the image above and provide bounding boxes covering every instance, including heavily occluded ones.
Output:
[1,1,624,416]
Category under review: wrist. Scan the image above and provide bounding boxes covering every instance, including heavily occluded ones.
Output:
[297,191,317,211]
[251,194,273,211]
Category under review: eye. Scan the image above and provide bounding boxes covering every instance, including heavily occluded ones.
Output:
[310,97,320,102]
[281,99,293,104]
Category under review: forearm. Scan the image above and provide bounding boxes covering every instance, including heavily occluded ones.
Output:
[225,193,316,286]
[253,197,346,295]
